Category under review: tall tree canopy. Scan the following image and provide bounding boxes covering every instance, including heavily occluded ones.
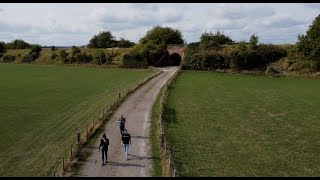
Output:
[297,14,320,61]
[139,25,185,45]
[87,31,115,48]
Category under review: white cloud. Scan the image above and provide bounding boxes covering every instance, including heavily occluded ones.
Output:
[303,3,320,10]
[0,3,318,46]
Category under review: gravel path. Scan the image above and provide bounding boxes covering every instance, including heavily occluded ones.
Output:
[74,67,178,177]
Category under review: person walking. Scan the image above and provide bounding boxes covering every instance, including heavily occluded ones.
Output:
[121,129,131,160]
[117,115,126,135]
[99,133,109,165]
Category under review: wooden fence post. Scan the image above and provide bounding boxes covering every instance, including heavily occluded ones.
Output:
[53,170,55,177]
[161,133,164,147]
[119,93,121,99]
[62,157,64,171]
[70,144,73,159]
[77,132,80,145]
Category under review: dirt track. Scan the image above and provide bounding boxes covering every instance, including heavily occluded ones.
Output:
[73,66,178,177]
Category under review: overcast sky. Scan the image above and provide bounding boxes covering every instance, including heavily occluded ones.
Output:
[0,3,319,46]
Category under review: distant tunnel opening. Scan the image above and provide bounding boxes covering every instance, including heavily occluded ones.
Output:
[168,53,181,66]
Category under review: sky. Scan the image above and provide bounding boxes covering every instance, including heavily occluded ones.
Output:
[0,3,319,46]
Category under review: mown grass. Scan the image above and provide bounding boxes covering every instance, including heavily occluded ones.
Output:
[163,71,320,176]
[0,63,154,176]
[150,88,163,176]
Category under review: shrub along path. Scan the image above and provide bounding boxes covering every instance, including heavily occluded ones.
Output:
[73,66,178,177]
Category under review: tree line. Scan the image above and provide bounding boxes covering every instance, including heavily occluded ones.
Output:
[1,14,320,73]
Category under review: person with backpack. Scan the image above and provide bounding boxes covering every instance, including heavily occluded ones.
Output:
[121,129,131,160]
[117,115,126,135]
[99,133,109,165]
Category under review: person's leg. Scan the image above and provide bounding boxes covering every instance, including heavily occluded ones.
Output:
[101,149,105,164]
[123,144,126,153]
[104,149,108,163]
[124,144,129,160]
[120,127,123,136]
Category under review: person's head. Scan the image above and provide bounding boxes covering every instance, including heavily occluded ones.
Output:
[124,129,127,134]
[103,133,106,139]
[121,114,124,118]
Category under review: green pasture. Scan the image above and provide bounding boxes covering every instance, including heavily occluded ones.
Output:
[163,71,320,176]
[0,63,154,176]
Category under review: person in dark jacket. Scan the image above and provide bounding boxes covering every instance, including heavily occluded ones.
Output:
[117,115,126,135]
[121,129,131,160]
[99,133,109,165]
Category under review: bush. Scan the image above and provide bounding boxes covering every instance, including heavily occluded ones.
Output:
[122,42,167,68]
[257,44,287,65]
[93,50,106,65]
[2,55,16,62]
[22,53,36,63]
[115,38,135,48]
[71,46,81,56]
[51,53,58,60]
[59,50,69,63]
[21,45,42,63]
[199,31,233,50]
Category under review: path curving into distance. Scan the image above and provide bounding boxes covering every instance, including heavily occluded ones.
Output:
[73,66,178,177]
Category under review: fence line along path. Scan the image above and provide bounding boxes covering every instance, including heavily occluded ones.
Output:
[73,66,178,177]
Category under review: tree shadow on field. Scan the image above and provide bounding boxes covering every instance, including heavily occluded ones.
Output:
[163,106,177,124]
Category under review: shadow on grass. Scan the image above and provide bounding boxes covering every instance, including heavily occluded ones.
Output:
[163,106,177,124]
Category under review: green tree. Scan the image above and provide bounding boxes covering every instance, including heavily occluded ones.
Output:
[0,41,6,54]
[249,34,259,50]
[5,39,32,49]
[297,14,320,62]
[139,25,184,45]
[87,31,115,48]
[51,46,56,51]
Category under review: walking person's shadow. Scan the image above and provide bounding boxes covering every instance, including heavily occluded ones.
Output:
[107,161,145,168]
[128,153,160,161]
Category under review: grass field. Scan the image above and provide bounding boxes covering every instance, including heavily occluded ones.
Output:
[0,63,154,176]
[163,71,320,176]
